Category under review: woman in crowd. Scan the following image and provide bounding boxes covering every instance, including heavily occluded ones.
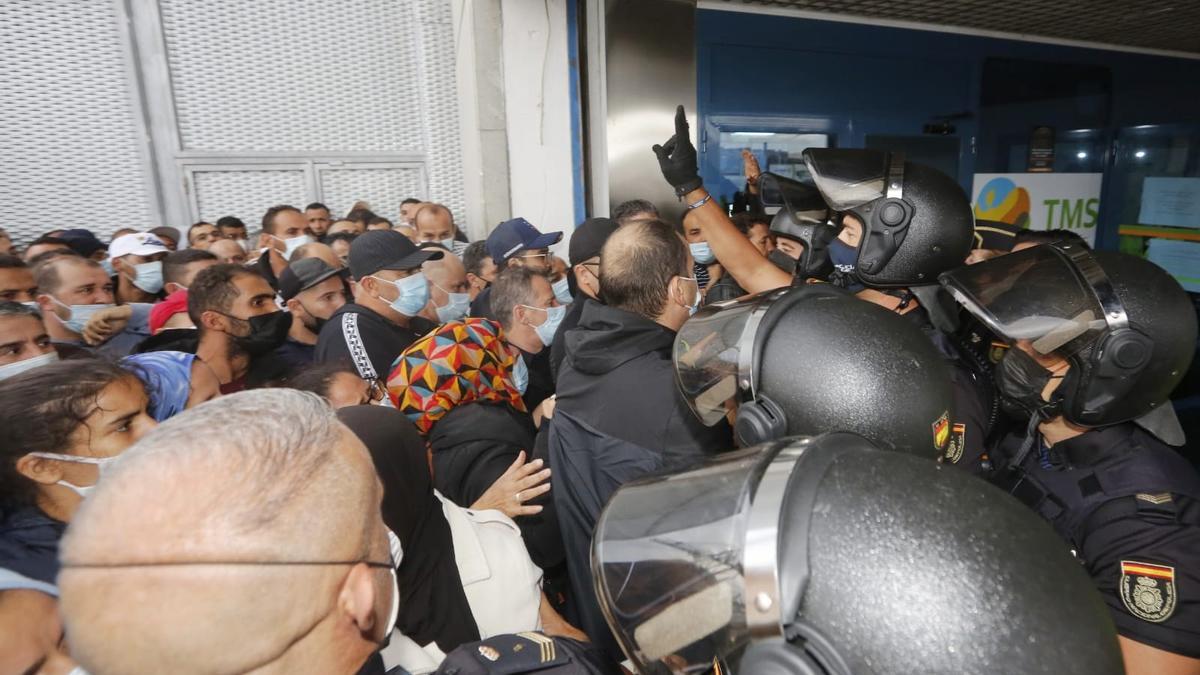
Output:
[337,405,583,673]
[0,359,156,670]
[122,350,222,421]
[388,319,565,575]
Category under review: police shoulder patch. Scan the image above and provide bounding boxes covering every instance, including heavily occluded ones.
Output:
[1119,560,1177,623]
[944,423,966,464]
[932,411,950,452]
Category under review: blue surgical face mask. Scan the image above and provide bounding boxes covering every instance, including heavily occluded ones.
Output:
[25,451,120,498]
[0,351,59,382]
[512,354,529,394]
[433,283,470,323]
[51,297,115,335]
[374,273,429,317]
[100,259,115,277]
[130,260,164,294]
[439,238,457,253]
[522,304,566,347]
[552,277,573,305]
[689,241,715,265]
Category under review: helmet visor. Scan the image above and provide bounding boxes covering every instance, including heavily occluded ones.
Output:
[759,173,830,227]
[940,244,1109,356]
[674,290,787,426]
[592,444,779,674]
[802,149,889,211]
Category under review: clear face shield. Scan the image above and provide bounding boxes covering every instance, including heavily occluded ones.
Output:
[592,439,812,674]
[673,290,789,426]
[939,242,1125,357]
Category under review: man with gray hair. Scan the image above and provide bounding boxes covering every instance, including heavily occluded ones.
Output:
[490,266,562,412]
[57,389,398,675]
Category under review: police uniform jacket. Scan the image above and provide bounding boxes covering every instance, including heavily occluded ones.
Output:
[995,423,1200,657]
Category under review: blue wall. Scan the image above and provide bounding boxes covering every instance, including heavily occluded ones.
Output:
[696,9,1200,250]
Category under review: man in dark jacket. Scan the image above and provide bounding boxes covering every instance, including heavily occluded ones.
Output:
[547,219,733,658]
[548,217,618,381]
[469,217,562,321]
[315,230,441,380]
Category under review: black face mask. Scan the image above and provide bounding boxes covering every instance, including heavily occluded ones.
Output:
[768,249,799,276]
[222,310,292,357]
[995,347,1064,420]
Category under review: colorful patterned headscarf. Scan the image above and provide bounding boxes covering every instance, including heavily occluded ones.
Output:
[121,351,196,422]
[387,318,527,433]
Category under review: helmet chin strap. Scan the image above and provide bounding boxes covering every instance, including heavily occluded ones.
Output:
[1008,395,1064,470]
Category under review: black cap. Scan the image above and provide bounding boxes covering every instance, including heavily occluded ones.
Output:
[278,258,342,301]
[349,229,443,280]
[568,217,619,266]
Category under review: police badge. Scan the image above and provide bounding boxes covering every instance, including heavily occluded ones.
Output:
[1120,560,1176,623]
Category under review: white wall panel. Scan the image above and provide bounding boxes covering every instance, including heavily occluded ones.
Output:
[0,0,158,242]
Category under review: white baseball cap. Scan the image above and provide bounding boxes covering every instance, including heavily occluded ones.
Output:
[109,232,169,261]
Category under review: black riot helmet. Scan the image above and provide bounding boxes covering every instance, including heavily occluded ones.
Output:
[758,173,836,280]
[674,286,956,458]
[802,148,974,287]
[592,433,1123,675]
[941,242,1197,445]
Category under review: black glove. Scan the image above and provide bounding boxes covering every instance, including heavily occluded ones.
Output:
[652,105,704,197]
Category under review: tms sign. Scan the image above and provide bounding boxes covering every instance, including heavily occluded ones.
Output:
[972,173,1103,246]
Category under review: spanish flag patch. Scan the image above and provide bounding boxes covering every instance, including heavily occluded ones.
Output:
[1119,561,1176,623]
[932,411,950,450]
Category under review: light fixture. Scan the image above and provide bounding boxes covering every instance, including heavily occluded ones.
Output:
[1076,151,1088,159]
[731,132,775,137]
[1135,150,1147,158]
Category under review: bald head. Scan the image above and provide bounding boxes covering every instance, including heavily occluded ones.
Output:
[600,219,690,320]
[413,204,457,244]
[207,238,247,265]
[422,248,466,289]
[59,390,391,674]
[291,241,344,270]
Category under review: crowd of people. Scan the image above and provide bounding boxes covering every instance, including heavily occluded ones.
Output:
[0,104,1196,675]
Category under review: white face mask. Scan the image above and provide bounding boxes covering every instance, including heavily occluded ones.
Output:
[0,351,59,382]
[383,529,403,637]
[678,276,701,316]
[272,234,313,259]
[26,451,120,497]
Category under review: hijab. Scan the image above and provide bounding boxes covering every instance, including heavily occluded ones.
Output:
[387,318,527,434]
[121,351,195,422]
[336,405,481,652]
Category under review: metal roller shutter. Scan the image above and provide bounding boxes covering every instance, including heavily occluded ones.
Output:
[0,0,158,243]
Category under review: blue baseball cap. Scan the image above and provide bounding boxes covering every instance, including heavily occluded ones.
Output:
[485,218,563,265]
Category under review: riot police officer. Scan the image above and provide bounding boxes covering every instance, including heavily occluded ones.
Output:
[941,242,1200,671]
[591,432,1124,674]
[653,106,994,473]
[674,284,956,459]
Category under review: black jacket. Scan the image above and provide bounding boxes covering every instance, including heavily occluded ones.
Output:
[429,402,564,573]
[469,286,496,321]
[547,302,732,657]
[0,506,65,587]
[522,347,555,411]
[549,298,590,382]
[554,302,731,464]
[315,303,436,379]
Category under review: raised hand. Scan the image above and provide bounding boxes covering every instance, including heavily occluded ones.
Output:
[651,105,704,197]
